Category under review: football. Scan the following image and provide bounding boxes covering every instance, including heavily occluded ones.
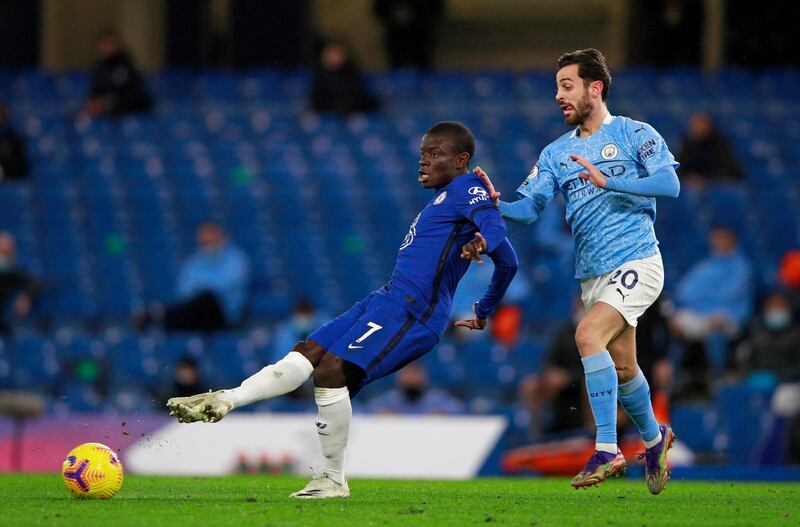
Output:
[61,443,124,499]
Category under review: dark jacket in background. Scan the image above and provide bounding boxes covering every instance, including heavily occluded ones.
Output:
[679,130,743,182]
[0,124,29,180]
[89,51,153,116]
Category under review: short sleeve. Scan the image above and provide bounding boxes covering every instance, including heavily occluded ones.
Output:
[454,179,497,222]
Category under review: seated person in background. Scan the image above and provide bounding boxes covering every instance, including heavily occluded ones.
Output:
[366,362,465,415]
[135,222,250,332]
[310,41,378,115]
[735,291,800,463]
[516,297,588,439]
[0,103,29,181]
[169,357,208,400]
[84,30,153,118]
[0,231,37,335]
[736,291,800,383]
[272,298,329,362]
[678,112,743,188]
[670,226,752,391]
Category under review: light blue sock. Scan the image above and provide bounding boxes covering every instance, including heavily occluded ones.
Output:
[581,350,618,448]
[618,368,660,443]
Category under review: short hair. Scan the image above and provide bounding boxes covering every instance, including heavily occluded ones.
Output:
[557,49,612,101]
[425,121,475,162]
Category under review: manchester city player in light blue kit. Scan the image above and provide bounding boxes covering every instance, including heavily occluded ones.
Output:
[475,49,679,494]
[167,122,519,499]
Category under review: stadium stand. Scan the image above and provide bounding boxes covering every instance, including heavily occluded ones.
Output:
[1,67,799,462]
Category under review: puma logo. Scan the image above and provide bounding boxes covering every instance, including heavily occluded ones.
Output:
[272,370,284,378]
[616,288,630,302]
[634,126,645,133]
[560,162,568,168]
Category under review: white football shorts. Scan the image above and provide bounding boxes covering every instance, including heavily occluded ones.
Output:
[579,252,664,328]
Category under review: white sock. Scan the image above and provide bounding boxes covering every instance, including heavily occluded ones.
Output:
[222,351,313,408]
[596,442,618,455]
[644,431,663,449]
[314,387,351,486]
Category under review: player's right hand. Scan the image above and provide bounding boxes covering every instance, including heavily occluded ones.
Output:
[460,232,488,264]
[473,166,501,205]
[455,303,488,330]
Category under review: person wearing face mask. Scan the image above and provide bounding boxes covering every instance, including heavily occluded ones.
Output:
[737,292,799,384]
[133,222,250,332]
[0,103,29,181]
[0,231,37,335]
[365,361,465,415]
[736,291,800,463]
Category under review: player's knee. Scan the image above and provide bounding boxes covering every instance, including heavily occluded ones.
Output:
[293,340,325,367]
[313,353,347,388]
[574,321,602,356]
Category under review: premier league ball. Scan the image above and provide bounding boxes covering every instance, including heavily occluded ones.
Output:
[62,442,124,499]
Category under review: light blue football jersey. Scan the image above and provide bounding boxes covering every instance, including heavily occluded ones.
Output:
[515,113,679,279]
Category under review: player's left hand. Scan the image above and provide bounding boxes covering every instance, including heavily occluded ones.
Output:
[570,154,607,189]
[460,232,488,264]
[455,304,488,330]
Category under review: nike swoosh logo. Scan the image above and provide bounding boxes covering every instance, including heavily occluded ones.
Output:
[347,344,363,349]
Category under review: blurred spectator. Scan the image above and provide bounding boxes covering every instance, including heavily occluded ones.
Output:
[515,297,587,439]
[678,112,743,188]
[736,291,800,463]
[373,0,444,69]
[670,227,752,391]
[168,357,207,399]
[737,291,800,382]
[778,249,800,316]
[83,30,153,118]
[134,222,250,333]
[310,41,378,115]
[272,298,328,360]
[0,231,37,335]
[0,103,29,181]
[366,362,465,415]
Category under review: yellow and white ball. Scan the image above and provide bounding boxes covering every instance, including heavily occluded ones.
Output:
[62,442,124,499]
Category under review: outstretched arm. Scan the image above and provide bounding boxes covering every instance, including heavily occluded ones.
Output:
[456,238,519,330]
[570,154,680,198]
[473,166,546,224]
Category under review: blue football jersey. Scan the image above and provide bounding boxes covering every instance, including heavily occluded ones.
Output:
[515,113,679,279]
[384,173,508,337]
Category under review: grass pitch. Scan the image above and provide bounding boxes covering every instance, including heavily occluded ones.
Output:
[1,474,797,526]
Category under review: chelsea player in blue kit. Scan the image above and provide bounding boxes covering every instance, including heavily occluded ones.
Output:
[474,49,680,494]
[167,122,519,498]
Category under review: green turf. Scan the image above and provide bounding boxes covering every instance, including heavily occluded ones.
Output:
[0,474,797,527]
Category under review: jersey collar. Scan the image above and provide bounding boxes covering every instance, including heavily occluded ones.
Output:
[572,111,614,138]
